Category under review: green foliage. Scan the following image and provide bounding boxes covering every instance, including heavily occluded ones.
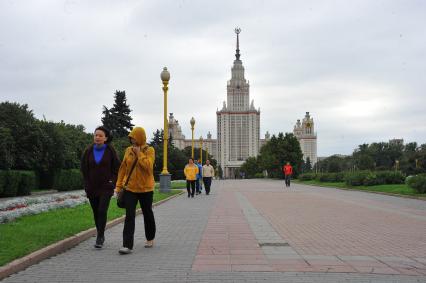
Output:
[258,132,303,179]
[0,170,37,197]
[16,171,37,196]
[298,173,317,181]
[240,157,261,178]
[0,127,14,169]
[1,171,20,197]
[375,171,405,185]
[317,172,345,182]
[0,102,92,191]
[344,170,405,186]
[101,90,134,138]
[254,172,264,178]
[0,171,7,195]
[406,174,426,194]
[345,171,372,186]
[0,102,41,170]
[53,169,83,191]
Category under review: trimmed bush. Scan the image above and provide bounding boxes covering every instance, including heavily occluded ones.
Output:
[406,174,426,194]
[254,172,264,178]
[375,171,405,185]
[0,170,6,195]
[1,171,20,197]
[17,171,37,196]
[299,173,316,181]
[345,171,371,186]
[53,169,83,191]
[317,173,345,182]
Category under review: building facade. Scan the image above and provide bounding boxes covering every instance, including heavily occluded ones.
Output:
[293,112,317,166]
[216,29,260,178]
[168,113,218,159]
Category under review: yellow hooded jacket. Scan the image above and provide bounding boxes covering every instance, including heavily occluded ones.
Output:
[115,127,155,193]
[184,164,199,181]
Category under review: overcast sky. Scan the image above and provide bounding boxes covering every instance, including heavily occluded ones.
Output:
[1,0,425,156]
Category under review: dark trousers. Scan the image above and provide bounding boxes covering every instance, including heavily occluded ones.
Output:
[123,190,156,249]
[186,180,196,197]
[89,195,111,238]
[285,175,291,187]
[203,177,212,194]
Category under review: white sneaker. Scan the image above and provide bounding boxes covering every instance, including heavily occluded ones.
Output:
[118,247,133,254]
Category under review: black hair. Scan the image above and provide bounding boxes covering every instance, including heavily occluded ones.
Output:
[94,126,112,144]
[189,158,194,162]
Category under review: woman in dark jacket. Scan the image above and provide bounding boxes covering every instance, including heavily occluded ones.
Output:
[81,126,120,248]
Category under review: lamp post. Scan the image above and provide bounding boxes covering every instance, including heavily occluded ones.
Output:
[190,117,195,158]
[200,136,203,165]
[395,160,400,172]
[159,67,171,193]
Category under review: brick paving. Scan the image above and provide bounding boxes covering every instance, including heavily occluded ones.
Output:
[2,179,426,282]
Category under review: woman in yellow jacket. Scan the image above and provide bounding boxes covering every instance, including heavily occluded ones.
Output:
[115,127,156,254]
[184,158,199,198]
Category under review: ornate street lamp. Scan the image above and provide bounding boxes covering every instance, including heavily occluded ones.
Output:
[159,67,171,192]
[199,136,203,165]
[190,117,195,158]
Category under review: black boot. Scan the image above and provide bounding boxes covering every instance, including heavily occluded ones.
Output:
[94,235,105,248]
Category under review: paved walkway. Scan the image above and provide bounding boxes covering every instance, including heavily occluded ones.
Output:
[2,180,426,282]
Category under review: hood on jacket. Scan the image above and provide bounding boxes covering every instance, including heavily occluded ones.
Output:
[128,127,146,146]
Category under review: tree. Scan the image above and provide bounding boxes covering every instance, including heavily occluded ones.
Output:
[0,102,41,170]
[241,156,261,178]
[302,157,312,173]
[101,90,134,138]
[258,132,303,178]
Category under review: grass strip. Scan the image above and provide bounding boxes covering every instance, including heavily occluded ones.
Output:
[295,179,426,197]
[0,183,184,266]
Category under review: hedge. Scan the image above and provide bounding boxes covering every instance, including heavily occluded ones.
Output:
[0,170,37,197]
[317,172,345,182]
[406,174,426,194]
[53,169,84,191]
[298,173,316,181]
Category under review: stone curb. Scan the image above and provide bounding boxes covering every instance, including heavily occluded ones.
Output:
[0,191,183,280]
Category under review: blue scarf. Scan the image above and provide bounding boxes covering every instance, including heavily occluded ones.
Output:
[93,144,107,164]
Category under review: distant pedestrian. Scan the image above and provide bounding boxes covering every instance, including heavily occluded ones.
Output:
[195,159,203,195]
[115,127,156,255]
[202,160,215,195]
[283,162,293,187]
[81,126,120,249]
[184,158,198,198]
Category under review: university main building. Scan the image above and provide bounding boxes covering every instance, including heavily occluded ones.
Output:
[168,29,317,177]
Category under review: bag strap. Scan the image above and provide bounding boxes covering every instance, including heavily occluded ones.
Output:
[123,156,138,189]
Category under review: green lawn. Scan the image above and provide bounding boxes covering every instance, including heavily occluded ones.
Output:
[295,179,425,197]
[0,185,183,266]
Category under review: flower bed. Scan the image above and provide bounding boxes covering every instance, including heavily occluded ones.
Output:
[0,191,88,224]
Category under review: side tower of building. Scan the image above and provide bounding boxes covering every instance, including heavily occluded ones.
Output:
[217,28,260,178]
[293,112,317,165]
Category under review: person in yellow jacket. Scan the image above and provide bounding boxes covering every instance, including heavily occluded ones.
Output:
[115,127,156,254]
[184,158,198,198]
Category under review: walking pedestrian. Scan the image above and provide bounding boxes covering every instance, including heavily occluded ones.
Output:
[184,158,198,198]
[202,160,214,195]
[115,127,156,254]
[81,126,120,249]
[283,162,293,187]
[195,159,203,195]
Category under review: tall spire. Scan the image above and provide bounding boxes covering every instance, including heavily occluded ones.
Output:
[235,27,241,60]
